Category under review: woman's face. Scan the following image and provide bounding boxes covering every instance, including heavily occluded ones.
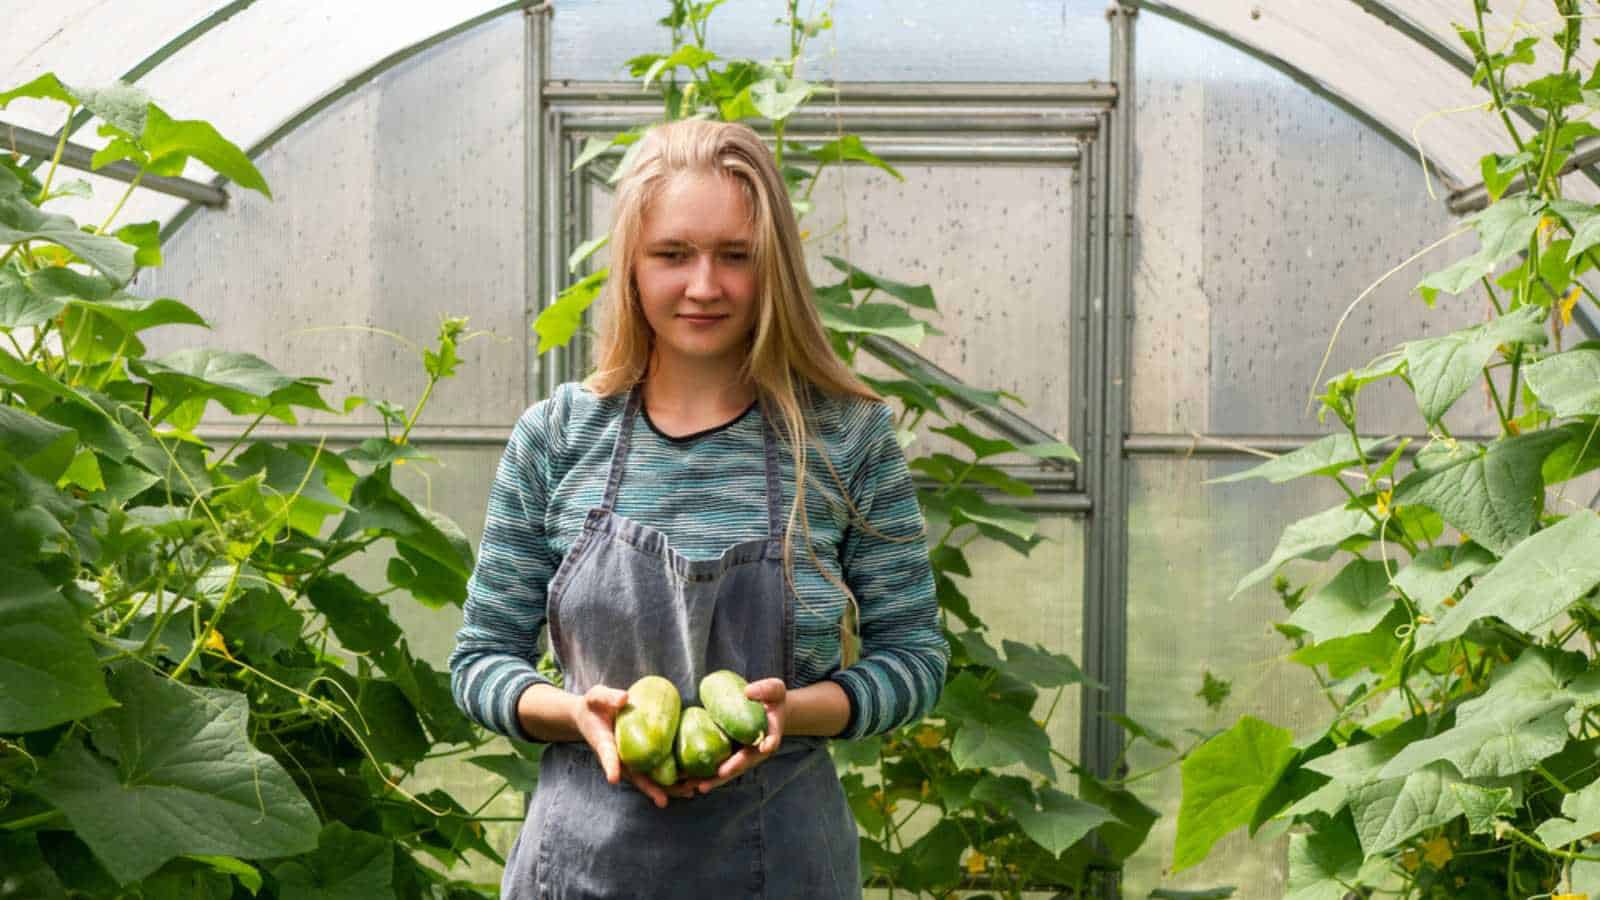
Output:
[633,171,760,375]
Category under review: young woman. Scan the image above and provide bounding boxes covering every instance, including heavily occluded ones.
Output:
[449,119,948,899]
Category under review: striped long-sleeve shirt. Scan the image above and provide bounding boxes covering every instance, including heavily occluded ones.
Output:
[448,381,948,741]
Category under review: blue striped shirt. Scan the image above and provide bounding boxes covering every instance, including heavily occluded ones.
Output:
[448,382,948,741]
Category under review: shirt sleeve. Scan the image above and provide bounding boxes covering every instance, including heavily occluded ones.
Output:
[827,402,949,738]
[448,397,561,742]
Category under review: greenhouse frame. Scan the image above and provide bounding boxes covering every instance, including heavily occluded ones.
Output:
[7,1,1600,897]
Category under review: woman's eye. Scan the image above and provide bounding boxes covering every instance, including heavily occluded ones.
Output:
[654,249,688,262]
[721,251,750,264]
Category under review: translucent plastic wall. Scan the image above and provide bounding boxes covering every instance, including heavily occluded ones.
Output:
[1121,13,1496,896]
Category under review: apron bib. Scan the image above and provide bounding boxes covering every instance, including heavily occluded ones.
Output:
[502,385,860,900]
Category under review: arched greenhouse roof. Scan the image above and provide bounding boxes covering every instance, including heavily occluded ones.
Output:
[8,0,1594,226]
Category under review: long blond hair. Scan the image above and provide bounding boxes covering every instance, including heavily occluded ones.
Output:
[584,119,900,653]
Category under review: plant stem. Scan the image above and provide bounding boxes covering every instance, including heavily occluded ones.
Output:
[213,410,268,469]
[35,120,70,204]
[97,170,145,236]
[398,375,439,445]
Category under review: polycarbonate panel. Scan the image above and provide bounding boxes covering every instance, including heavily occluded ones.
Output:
[552,0,1110,82]
[1131,12,1503,441]
[0,0,221,133]
[1143,0,1508,189]
[805,164,1077,458]
[137,15,529,429]
[1121,456,1347,898]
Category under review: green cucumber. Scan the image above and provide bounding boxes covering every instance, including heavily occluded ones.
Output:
[614,675,681,770]
[648,753,678,787]
[675,706,733,778]
[698,669,766,745]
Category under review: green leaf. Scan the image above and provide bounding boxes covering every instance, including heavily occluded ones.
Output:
[141,105,270,198]
[0,195,135,284]
[1079,770,1161,863]
[1109,713,1176,750]
[0,832,68,899]
[0,268,66,329]
[640,45,717,85]
[749,77,818,121]
[1196,670,1232,710]
[331,468,472,577]
[1208,434,1394,485]
[1479,152,1529,205]
[823,256,935,309]
[271,824,394,900]
[899,818,965,891]
[0,402,78,481]
[1452,782,1516,834]
[934,672,1054,777]
[1392,428,1573,555]
[1289,611,1402,679]
[1231,504,1372,599]
[1402,304,1547,424]
[69,293,208,336]
[1421,510,1600,646]
[807,135,902,180]
[376,641,476,745]
[567,235,609,273]
[1001,639,1096,689]
[1417,195,1544,303]
[1018,441,1079,463]
[0,73,80,109]
[306,573,401,654]
[114,221,162,267]
[0,563,114,731]
[1285,558,1395,643]
[931,423,1015,459]
[945,488,1036,541]
[34,665,319,883]
[535,268,608,353]
[971,776,1114,856]
[1379,649,1579,779]
[1390,543,1495,615]
[1526,348,1600,417]
[467,751,545,792]
[1284,821,1364,900]
[217,588,304,660]
[1149,891,1235,900]
[1347,762,1469,855]
[133,348,295,398]
[325,669,430,768]
[1173,716,1297,872]
[816,298,927,345]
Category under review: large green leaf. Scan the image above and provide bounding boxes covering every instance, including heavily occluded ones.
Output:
[934,672,1054,777]
[34,665,319,883]
[141,105,270,197]
[467,752,544,793]
[1001,639,1096,689]
[1534,777,1600,848]
[1379,649,1579,779]
[1231,505,1372,599]
[971,776,1114,856]
[0,73,80,109]
[68,293,207,336]
[271,824,393,900]
[534,268,607,352]
[330,468,472,577]
[0,563,113,731]
[1173,717,1296,872]
[1284,822,1364,900]
[0,268,66,329]
[1285,558,1395,643]
[1209,434,1394,485]
[1347,762,1469,855]
[816,297,927,345]
[1390,543,1495,615]
[1392,429,1572,555]
[306,574,401,654]
[0,832,67,900]
[1422,510,1600,646]
[1402,304,1547,424]
[1417,195,1544,304]
[0,197,135,284]
[824,256,933,308]
[1525,347,1600,417]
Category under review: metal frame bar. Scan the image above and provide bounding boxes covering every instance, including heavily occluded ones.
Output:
[525,4,550,410]
[1128,0,1460,191]
[545,81,1120,105]
[1124,432,1500,457]
[545,82,1102,501]
[20,0,261,173]
[1,120,227,207]
[160,0,545,243]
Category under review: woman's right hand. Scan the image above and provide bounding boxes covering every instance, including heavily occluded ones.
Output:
[571,684,674,809]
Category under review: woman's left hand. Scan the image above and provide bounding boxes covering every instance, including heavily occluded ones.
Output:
[681,677,786,795]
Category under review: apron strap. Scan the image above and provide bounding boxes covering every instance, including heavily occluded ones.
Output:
[761,408,783,542]
[599,384,644,513]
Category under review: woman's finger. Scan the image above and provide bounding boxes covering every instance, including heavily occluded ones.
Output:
[627,770,670,808]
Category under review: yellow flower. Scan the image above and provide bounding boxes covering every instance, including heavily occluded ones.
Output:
[1560,286,1582,328]
[914,727,942,749]
[1421,834,1453,869]
[1399,848,1420,872]
[1376,489,1393,517]
[965,851,988,874]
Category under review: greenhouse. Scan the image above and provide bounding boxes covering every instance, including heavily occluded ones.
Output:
[5,0,1600,897]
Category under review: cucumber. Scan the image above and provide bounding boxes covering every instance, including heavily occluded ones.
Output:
[698,669,767,746]
[648,753,678,787]
[675,706,733,778]
[614,675,681,770]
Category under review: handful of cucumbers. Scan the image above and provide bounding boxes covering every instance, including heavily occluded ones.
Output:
[612,669,769,787]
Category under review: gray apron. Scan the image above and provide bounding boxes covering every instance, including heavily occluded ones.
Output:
[502,384,860,900]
